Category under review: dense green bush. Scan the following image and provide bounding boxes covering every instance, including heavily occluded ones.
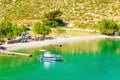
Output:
[0,20,22,39]
[97,19,119,35]
[12,24,22,37]
[33,22,51,37]
[50,20,64,28]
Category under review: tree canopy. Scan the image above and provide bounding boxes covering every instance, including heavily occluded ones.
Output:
[33,22,51,37]
[97,19,120,35]
[42,10,64,27]
[0,20,22,39]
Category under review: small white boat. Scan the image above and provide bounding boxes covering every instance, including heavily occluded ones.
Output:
[38,51,63,61]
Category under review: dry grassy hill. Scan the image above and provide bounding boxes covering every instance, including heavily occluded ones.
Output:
[0,0,120,28]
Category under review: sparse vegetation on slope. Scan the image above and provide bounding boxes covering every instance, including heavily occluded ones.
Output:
[0,0,120,28]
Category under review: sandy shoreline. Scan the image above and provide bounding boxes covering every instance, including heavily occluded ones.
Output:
[1,35,120,51]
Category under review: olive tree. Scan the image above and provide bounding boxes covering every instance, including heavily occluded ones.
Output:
[42,10,64,27]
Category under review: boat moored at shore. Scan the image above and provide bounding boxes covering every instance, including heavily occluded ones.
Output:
[38,51,63,61]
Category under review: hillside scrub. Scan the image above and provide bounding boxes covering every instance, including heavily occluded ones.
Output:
[1,0,120,25]
[1,0,120,31]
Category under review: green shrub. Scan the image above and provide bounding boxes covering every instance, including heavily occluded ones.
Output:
[33,22,51,37]
[97,19,119,35]
[0,20,22,39]
[50,20,64,28]
[50,21,59,28]
[33,22,42,35]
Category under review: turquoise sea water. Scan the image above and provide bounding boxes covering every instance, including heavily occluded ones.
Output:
[1,39,120,80]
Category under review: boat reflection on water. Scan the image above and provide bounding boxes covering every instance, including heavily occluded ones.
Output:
[38,56,56,69]
[38,51,63,69]
[43,61,55,69]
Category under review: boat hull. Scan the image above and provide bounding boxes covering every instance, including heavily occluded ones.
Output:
[38,56,63,61]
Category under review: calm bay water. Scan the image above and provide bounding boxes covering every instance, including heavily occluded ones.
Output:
[1,39,120,80]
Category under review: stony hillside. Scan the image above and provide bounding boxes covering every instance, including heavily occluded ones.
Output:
[0,0,120,26]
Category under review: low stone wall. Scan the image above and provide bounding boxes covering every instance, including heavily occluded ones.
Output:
[6,39,21,44]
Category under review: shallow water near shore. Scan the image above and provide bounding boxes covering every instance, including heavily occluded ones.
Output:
[1,38,120,80]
